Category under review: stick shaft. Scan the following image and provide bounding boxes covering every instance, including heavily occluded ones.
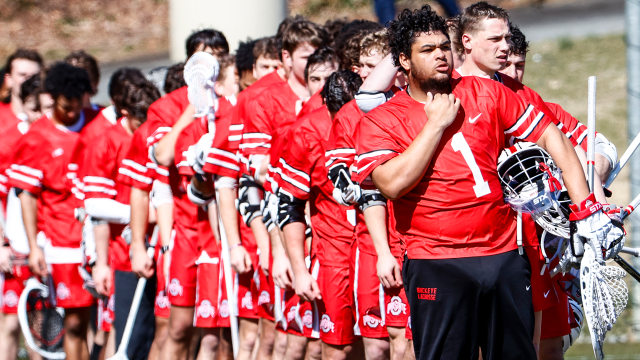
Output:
[587,76,597,193]
[605,130,640,187]
[216,197,239,358]
[614,255,640,283]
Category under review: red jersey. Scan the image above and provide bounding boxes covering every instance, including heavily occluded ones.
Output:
[82,119,134,271]
[0,102,22,134]
[297,91,323,119]
[8,116,82,248]
[355,77,551,260]
[546,102,588,151]
[0,119,29,201]
[200,96,241,179]
[117,120,158,191]
[279,106,356,266]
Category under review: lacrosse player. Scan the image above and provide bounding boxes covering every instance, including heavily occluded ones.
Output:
[0,72,45,360]
[354,4,621,359]
[9,62,95,360]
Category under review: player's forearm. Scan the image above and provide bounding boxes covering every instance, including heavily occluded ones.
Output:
[537,125,589,203]
[94,223,110,267]
[85,198,131,224]
[19,191,39,251]
[153,107,196,167]
[270,227,286,257]
[129,187,150,249]
[155,202,174,247]
[218,187,242,247]
[253,154,270,185]
[359,54,397,93]
[283,222,307,276]
[372,124,445,200]
[574,145,607,202]
[363,205,392,257]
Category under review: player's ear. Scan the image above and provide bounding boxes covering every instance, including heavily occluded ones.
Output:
[462,33,473,52]
[398,53,411,73]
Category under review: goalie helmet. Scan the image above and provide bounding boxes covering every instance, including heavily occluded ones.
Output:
[497,142,569,238]
[184,52,220,117]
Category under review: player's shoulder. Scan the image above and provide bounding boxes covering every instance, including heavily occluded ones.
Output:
[16,116,52,148]
[365,90,412,126]
[293,106,331,138]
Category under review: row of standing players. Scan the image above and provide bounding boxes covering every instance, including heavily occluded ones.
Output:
[0,3,617,360]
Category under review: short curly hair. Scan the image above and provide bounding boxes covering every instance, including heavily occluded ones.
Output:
[121,76,161,122]
[509,23,529,56]
[320,70,362,114]
[361,29,390,59]
[108,68,147,118]
[305,46,339,83]
[20,73,43,106]
[388,5,448,72]
[164,62,186,94]
[65,50,100,94]
[44,62,92,101]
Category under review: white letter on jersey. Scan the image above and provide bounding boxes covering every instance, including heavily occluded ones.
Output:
[451,133,491,198]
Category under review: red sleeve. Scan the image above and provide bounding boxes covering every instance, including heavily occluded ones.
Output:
[175,122,200,177]
[353,113,402,184]
[203,113,240,179]
[82,134,117,200]
[325,107,358,173]
[546,102,586,148]
[117,127,155,191]
[499,85,552,146]
[241,95,273,157]
[8,134,46,195]
[278,126,312,200]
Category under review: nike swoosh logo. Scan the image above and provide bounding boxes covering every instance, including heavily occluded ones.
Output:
[544,291,550,298]
[469,114,481,124]
[526,285,530,291]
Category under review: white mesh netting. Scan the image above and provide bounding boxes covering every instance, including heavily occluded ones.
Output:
[184,52,219,117]
[581,245,628,360]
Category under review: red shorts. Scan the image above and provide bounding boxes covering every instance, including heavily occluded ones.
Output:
[215,256,231,328]
[194,258,223,328]
[405,316,412,340]
[280,257,319,338]
[50,263,94,308]
[524,246,558,312]
[155,250,170,319]
[1,265,31,314]
[354,249,387,338]
[383,286,410,328]
[168,222,221,308]
[237,249,259,319]
[540,281,571,339]
[98,293,115,332]
[316,262,357,345]
[257,249,275,321]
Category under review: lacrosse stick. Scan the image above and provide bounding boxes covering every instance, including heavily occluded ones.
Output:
[184,52,220,134]
[605,130,640,188]
[587,76,597,193]
[18,276,66,359]
[107,226,159,360]
[215,193,239,359]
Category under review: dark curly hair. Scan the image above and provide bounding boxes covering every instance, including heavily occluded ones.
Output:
[236,39,258,74]
[333,20,383,69]
[320,70,362,114]
[388,5,448,73]
[108,68,147,118]
[164,62,186,94]
[65,50,100,94]
[44,62,92,101]
[20,73,43,106]
[121,77,161,122]
[186,29,229,58]
[304,46,339,83]
[509,23,529,56]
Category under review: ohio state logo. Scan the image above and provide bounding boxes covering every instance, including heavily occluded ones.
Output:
[168,279,183,297]
[320,314,335,333]
[387,296,407,316]
[303,310,313,329]
[241,292,253,309]
[3,290,18,308]
[197,300,215,318]
[258,290,270,306]
[107,295,116,311]
[287,305,299,323]
[103,310,113,324]
[156,293,170,309]
[219,300,230,318]
[363,315,381,328]
[56,283,71,300]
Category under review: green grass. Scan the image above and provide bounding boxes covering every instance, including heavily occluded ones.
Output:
[566,342,640,359]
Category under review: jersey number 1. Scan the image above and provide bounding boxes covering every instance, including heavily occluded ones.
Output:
[451,133,491,198]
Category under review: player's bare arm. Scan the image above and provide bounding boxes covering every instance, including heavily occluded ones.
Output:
[92,223,111,296]
[282,221,320,302]
[363,205,401,288]
[371,93,460,200]
[536,124,590,203]
[19,190,46,276]
[218,178,254,274]
[153,104,196,166]
[129,187,153,278]
[271,227,293,289]
[359,53,397,93]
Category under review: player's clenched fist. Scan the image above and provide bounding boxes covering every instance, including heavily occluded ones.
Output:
[424,92,460,131]
[295,271,321,302]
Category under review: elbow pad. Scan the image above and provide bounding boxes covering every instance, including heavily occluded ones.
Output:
[261,191,277,233]
[277,189,306,229]
[215,176,238,190]
[358,189,387,211]
[148,143,160,165]
[328,164,361,206]
[237,174,263,226]
[187,183,215,207]
[355,91,388,113]
[151,180,174,208]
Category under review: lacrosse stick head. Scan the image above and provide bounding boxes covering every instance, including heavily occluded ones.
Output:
[497,142,568,235]
[18,277,66,359]
[580,246,628,360]
[184,52,219,117]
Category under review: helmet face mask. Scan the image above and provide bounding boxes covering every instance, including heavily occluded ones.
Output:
[498,142,570,238]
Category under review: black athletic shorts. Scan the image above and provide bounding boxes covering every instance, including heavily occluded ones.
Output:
[114,270,157,360]
[403,250,536,360]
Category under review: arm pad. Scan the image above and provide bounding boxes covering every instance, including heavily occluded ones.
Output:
[237,174,263,225]
[358,189,387,211]
[187,183,215,207]
[85,198,131,224]
[355,91,388,113]
[215,176,238,190]
[328,163,352,191]
[151,180,174,208]
[277,189,306,229]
